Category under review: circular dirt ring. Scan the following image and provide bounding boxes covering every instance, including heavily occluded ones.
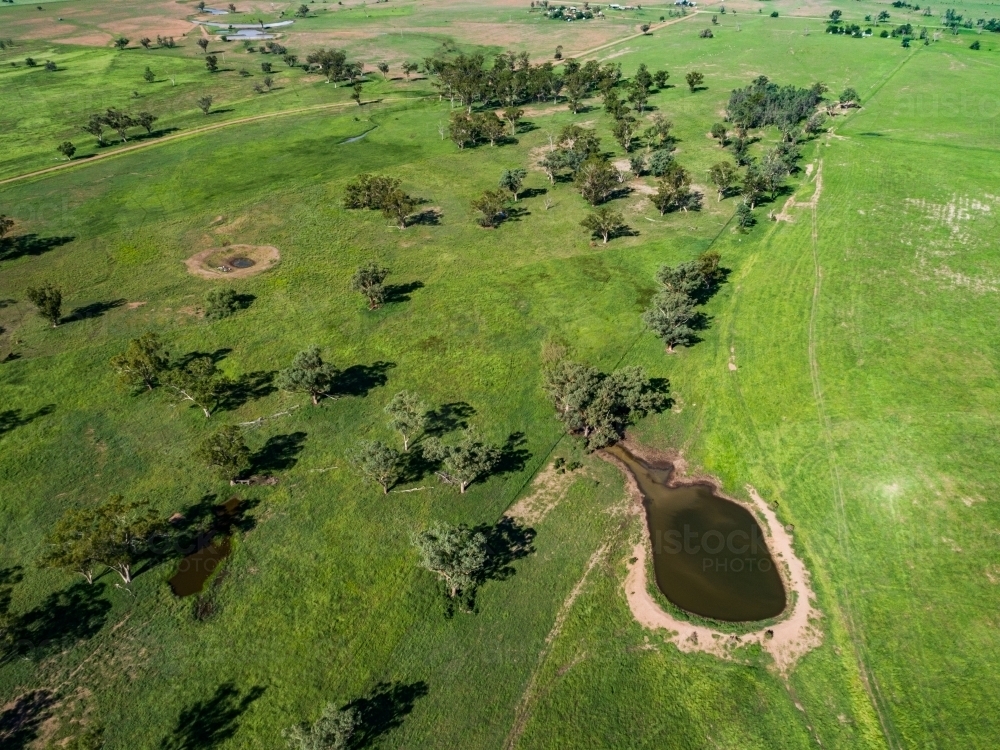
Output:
[185,245,279,279]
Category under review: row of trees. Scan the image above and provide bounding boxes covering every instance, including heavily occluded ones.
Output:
[426,52,620,113]
[375,60,419,80]
[304,48,364,85]
[81,108,158,145]
[448,110,511,148]
[346,389,506,494]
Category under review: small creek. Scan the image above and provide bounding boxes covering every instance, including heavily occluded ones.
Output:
[608,444,786,622]
[168,497,241,597]
[340,126,378,144]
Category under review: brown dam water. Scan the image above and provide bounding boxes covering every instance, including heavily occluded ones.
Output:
[168,497,241,597]
[608,444,786,622]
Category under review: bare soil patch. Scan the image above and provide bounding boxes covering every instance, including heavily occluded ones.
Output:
[185,244,279,279]
[507,461,583,525]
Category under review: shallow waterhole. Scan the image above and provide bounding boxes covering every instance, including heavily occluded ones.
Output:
[608,444,786,622]
[169,497,242,597]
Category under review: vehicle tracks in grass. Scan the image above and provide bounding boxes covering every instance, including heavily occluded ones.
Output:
[805,158,901,750]
[0,97,425,188]
[503,541,610,750]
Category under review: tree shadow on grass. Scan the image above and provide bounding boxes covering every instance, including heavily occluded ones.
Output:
[251,431,307,473]
[131,127,180,142]
[159,682,266,750]
[175,348,232,368]
[474,517,536,585]
[217,370,276,412]
[157,494,259,561]
[495,432,531,476]
[447,517,536,615]
[344,681,429,749]
[688,270,730,307]
[406,209,440,227]
[383,281,424,304]
[0,405,55,437]
[504,205,530,223]
[7,582,112,662]
[397,446,438,484]
[62,298,126,323]
[424,402,475,438]
[0,235,75,263]
[232,293,256,311]
[0,690,56,750]
[331,361,394,398]
[518,186,547,200]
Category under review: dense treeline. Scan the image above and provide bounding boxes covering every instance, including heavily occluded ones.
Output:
[424,51,621,112]
[725,76,825,130]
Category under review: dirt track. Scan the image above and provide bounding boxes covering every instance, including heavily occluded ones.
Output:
[0,97,417,188]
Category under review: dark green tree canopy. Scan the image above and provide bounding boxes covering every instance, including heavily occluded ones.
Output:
[111,332,169,391]
[544,360,666,450]
[343,174,401,210]
[164,355,228,417]
[350,262,390,309]
[44,495,163,585]
[26,282,62,327]
[198,426,251,480]
[726,75,824,129]
[276,346,338,405]
[350,440,402,494]
[422,428,501,493]
[412,521,488,599]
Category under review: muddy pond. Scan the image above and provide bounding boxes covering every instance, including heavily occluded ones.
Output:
[168,497,242,597]
[608,445,786,622]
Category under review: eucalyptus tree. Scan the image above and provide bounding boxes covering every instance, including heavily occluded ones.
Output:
[412,522,488,600]
[707,161,738,200]
[543,360,665,450]
[164,355,228,417]
[198,426,251,480]
[423,428,501,493]
[349,262,389,309]
[498,168,527,201]
[581,206,627,244]
[385,390,428,451]
[276,346,338,404]
[575,158,618,205]
[350,440,402,494]
[111,332,169,391]
[26,282,62,327]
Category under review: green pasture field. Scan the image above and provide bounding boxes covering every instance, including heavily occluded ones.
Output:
[1,1,1000,747]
